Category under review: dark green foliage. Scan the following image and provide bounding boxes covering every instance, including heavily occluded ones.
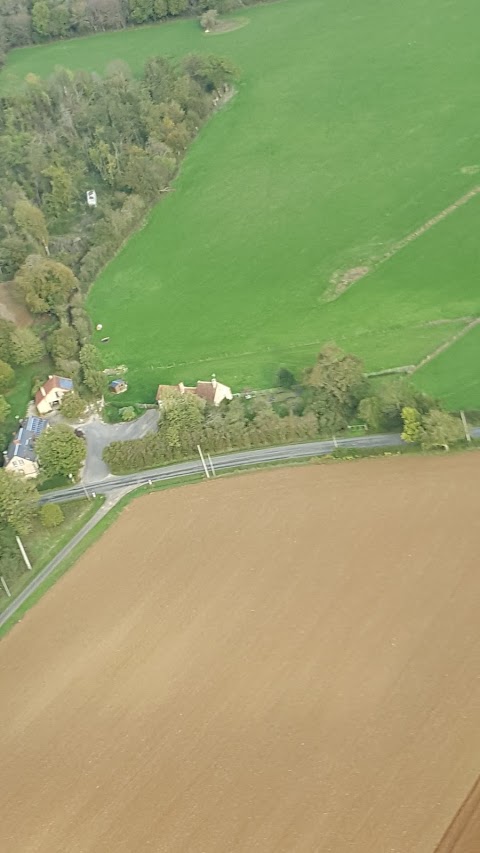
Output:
[0,359,14,392]
[277,367,296,389]
[39,502,64,528]
[103,391,318,474]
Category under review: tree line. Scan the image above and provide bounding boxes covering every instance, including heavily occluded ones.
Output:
[0,52,235,450]
[0,0,254,67]
[103,344,467,474]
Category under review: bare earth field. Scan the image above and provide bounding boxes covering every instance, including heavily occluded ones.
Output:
[2,457,480,852]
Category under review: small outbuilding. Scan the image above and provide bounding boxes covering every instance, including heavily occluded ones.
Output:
[109,379,128,395]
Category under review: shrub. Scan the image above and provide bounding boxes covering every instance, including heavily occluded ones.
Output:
[120,406,137,421]
[40,503,64,529]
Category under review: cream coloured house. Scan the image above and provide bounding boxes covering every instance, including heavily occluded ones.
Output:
[3,416,48,478]
[156,375,233,408]
[35,375,74,415]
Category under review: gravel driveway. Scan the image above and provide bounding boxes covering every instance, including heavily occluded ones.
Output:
[82,410,158,484]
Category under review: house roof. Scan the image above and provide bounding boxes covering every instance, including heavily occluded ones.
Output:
[35,375,73,406]
[109,379,126,388]
[5,416,48,464]
[195,381,216,405]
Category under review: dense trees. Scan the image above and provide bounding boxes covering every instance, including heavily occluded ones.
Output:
[15,258,78,317]
[59,391,85,419]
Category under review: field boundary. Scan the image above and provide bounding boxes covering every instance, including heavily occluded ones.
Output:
[434,774,480,852]
[411,318,480,374]
[326,186,480,301]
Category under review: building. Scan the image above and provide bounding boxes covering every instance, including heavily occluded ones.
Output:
[3,416,48,478]
[156,375,233,408]
[35,375,74,415]
[109,379,128,394]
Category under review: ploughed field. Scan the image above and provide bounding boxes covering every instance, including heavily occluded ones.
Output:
[3,0,480,404]
[2,456,480,851]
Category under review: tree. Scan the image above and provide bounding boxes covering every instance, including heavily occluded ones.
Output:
[47,326,79,362]
[13,199,49,255]
[357,396,382,431]
[9,327,44,366]
[0,469,38,535]
[31,1,51,37]
[42,163,75,215]
[0,319,14,363]
[0,360,14,392]
[0,395,11,424]
[79,343,104,395]
[36,424,86,478]
[153,0,167,17]
[200,9,218,30]
[128,0,153,23]
[15,257,78,317]
[167,0,187,14]
[401,406,423,443]
[277,367,296,389]
[421,410,464,451]
[59,391,85,420]
[40,503,64,528]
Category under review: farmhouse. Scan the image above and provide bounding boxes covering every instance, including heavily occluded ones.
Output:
[156,375,233,408]
[3,416,48,478]
[35,375,74,415]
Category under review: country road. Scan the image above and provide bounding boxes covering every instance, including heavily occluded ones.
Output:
[2,427,478,631]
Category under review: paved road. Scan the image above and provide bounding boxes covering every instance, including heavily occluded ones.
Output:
[42,432,407,505]
[82,410,158,483]
[4,427,477,631]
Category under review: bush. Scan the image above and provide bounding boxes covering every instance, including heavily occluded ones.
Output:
[200,9,219,30]
[40,503,64,529]
[120,406,137,421]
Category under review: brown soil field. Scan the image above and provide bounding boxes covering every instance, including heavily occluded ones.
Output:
[1,456,480,852]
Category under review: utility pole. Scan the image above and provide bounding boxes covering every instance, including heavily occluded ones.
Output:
[197,444,210,479]
[460,410,471,442]
[16,536,32,571]
[207,453,216,477]
[1,576,11,598]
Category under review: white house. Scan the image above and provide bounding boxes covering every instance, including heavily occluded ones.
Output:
[156,375,233,408]
[3,416,48,478]
[35,375,74,415]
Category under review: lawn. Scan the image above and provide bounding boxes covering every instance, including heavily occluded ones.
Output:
[3,0,480,404]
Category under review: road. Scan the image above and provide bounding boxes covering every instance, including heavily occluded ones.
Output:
[2,427,478,631]
[43,431,405,504]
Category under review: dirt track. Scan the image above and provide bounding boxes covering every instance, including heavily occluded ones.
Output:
[1,456,480,852]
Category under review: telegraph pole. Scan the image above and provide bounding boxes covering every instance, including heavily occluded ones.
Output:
[16,536,32,571]
[197,445,210,479]
[460,410,471,442]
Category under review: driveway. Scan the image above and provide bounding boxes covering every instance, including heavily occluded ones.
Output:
[82,409,158,484]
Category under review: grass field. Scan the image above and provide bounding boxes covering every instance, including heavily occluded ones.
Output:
[3,0,480,404]
[2,457,480,850]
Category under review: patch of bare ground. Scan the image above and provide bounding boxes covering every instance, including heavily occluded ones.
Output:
[326,185,480,301]
[324,265,370,300]
[2,456,480,852]
[205,17,249,35]
[0,281,32,326]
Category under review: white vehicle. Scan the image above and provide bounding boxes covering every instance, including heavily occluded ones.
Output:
[86,190,97,208]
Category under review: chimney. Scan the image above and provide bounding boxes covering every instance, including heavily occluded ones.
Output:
[178,382,185,394]
[41,387,46,397]
[211,373,217,389]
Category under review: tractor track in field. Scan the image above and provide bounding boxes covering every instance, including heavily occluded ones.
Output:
[327,185,480,301]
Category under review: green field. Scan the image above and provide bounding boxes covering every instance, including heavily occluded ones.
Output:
[4,0,480,405]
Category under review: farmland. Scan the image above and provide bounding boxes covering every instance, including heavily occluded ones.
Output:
[3,0,480,404]
[1,456,480,851]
